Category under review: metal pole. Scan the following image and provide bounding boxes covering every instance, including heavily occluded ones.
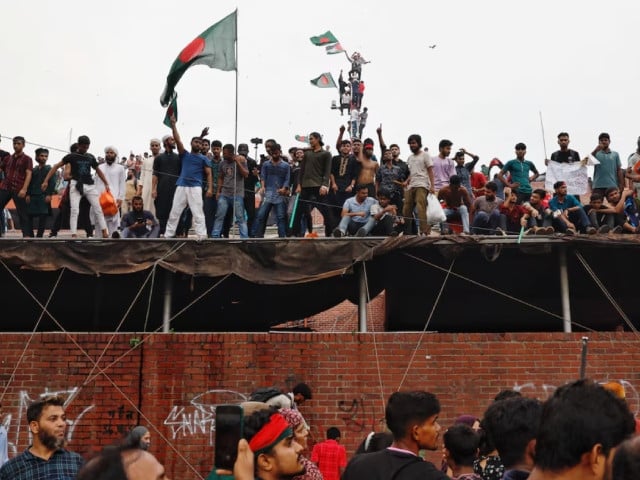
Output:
[580,336,589,379]
[162,270,173,333]
[559,248,572,332]
[357,263,368,332]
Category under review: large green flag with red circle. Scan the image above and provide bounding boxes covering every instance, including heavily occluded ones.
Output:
[160,10,237,107]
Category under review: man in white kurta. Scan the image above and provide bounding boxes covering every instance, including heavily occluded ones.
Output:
[138,139,160,216]
[93,146,127,235]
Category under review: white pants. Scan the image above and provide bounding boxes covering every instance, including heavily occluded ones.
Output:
[164,186,206,237]
[69,180,107,235]
[90,207,120,235]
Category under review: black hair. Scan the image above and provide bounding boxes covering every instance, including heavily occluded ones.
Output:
[439,139,453,149]
[485,181,498,192]
[191,137,202,143]
[553,181,566,190]
[599,132,610,141]
[70,143,79,153]
[243,407,280,449]
[385,391,440,440]
[211,140,222,148]
[407,134,422,147]
[354,184,369,193]
[557,132,569,139]
[612,436,640,480]
[201,138,210,145]
[13,136,25,144]
[271,143,282,152]
[482,396,542,468]
[131,196,143,203]
[355,432,394,454]
[389,144,399,150]
[78,135,91,145]
[27,395,65,423]
[223,144,235,153]
[293,382,312,400]
[590,192,604,202]
[76,446,128,480]
[444,424,479,467]
[534,379,635,472]
[327,427,341,440]
[531,189,547,200]
[449,175,461,187]
[377,189,391,200]
[515,142,527,150]
[35,148,49,156]
[605,187,619,199]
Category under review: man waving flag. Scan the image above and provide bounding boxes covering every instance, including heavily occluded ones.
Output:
[160,10,237,107]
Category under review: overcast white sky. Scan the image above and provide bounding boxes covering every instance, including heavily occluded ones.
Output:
[2,0,639,174]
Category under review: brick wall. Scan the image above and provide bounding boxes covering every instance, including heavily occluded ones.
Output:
[1,332,639,479]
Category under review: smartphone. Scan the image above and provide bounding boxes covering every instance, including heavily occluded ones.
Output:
[214,404,244,470]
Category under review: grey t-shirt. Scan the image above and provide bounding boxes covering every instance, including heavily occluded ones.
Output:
[220,157,247,197]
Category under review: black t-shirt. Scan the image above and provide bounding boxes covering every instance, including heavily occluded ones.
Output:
[550,149,581,163]
[62,152,98,184]
[244,155,259,193]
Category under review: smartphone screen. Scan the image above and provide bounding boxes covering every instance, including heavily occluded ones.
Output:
[214,404,244,470]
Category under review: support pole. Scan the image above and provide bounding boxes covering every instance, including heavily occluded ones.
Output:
[559,248,572,333]
[357,263,368,332]
[162,270,173,333]
[580,336,589,379]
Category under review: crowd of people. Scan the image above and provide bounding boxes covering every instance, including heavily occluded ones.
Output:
[2,379,639,480]
[1,128,639,239]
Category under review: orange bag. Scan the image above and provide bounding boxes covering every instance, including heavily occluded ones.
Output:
[100,190,118,216]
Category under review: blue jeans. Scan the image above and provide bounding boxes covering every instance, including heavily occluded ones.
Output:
[337,216,367,235]
[212,195,248,238]
[252,200,287,238]
[441,205,470,233]
[471,209,500,235]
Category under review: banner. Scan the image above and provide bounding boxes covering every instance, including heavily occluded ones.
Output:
[545,161,591,195]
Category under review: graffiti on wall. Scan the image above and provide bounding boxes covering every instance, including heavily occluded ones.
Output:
[164,390,246,445]
[6,387,95,454]
[336,395,384,433]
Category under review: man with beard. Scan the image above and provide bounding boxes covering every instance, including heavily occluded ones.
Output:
[26,148,56,237]
[41,135,110,238]
[242,408,306,480]
[0,395,83,479]
[0,136,33,237]
[93,146,126,236]
[402,134,435,236]
[138,139,161,216]
[342,391,448,480]
[152,135,181,236]
[119,196,160,238]
[164,115,213,239]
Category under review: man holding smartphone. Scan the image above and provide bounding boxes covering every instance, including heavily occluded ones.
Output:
[119,195,159,238]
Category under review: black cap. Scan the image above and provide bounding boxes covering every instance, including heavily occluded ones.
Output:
[238,143,249,153]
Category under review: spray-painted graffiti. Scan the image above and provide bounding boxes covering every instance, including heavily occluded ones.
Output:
[512,379,640,415]
[7,387,95,454]
[101,404,137,437]
[337,395,384,433]
[164,390,246,445]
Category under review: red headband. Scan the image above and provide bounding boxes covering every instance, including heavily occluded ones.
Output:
[249,414,292,455]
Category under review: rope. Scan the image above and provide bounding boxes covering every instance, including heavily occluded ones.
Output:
[396,258,456,391]
[575,251,639,333]
[0,267,66,404]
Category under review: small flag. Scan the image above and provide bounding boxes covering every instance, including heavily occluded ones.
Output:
[310,72,337,88]
[160,11,237,107]
[325,42,345,55]
[309,30,338,46]
[489,158,503,169]
[163,95,178,128]
[295,135,310,144]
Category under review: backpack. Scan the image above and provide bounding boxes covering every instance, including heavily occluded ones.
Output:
[249,387,283,403]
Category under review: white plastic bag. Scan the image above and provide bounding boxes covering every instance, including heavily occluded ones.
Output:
[426,193,446,224]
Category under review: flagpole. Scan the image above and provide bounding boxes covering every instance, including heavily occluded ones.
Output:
[233,8,239,238]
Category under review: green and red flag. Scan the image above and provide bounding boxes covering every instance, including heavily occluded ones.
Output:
[325,42,345,55]
[163,95,178,128]
[309,30,338,46]
[310,72,337,88]
[160,10,237,107]
[295,135,310,144]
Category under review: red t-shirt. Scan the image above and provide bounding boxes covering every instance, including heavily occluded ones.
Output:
[311,439,347,480]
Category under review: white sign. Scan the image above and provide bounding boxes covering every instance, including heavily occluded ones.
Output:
[545,160,595,195]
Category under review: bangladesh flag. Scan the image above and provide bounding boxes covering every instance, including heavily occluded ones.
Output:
[325,43,345,55]
[295,135,310,144]
[163,95,178,128]
[310,72,337,88]
[309,30,338,46]
[160,10,237,107]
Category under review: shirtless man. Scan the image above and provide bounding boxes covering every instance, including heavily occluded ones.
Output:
[356,138,379,197]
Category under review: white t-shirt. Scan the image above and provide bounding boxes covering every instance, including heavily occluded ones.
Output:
[406,151,433,190]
